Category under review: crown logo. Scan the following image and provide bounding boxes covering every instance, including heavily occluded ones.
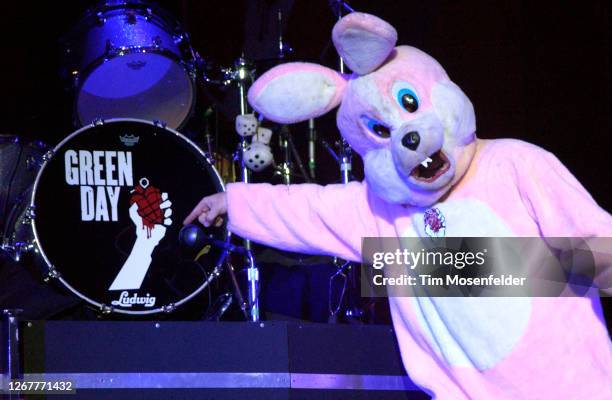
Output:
[119,134,140,147]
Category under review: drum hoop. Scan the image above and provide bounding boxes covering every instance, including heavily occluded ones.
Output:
[30,118,229,315]
[63,3,190,69]
[71,2,184,41]
[73,47,197,129]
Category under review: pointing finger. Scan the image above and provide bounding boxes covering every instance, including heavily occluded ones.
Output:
[184,197,210,225]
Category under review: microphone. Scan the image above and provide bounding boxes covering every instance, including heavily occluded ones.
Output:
[179,224,248,256]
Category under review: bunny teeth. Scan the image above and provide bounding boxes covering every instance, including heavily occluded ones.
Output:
[420,157,433,168]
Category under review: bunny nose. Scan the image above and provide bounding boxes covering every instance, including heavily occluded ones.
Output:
[401,131,420,151]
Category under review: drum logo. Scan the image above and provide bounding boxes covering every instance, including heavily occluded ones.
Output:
[111,291,156,308]
[64,149,133,222]
[108,177,172,293]
[119,134,140,147]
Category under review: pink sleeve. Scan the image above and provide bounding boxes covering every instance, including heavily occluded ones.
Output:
[515,144,612,292]
[516,144,612,237]
[226,182,375,261]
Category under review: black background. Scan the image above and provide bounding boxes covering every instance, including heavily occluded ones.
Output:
[1,0,609,210]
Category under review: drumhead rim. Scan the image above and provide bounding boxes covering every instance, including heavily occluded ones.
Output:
[29,118,229,315]
[70,1,185,38]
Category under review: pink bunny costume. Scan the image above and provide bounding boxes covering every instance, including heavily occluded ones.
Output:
[226,13,612,399]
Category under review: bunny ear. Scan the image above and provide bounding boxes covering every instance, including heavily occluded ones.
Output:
[248,63,347,124]
[332,13,397,75]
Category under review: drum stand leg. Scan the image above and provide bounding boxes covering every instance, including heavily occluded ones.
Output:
[224,261,249,321]
[1,309,22,398]
[245,250,260,322]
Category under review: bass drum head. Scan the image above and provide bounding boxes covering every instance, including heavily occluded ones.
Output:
[76,54,194,130]
[32,119,226,314]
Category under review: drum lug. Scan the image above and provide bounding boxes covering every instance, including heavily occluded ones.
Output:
[105,40,118,57]
[92,118,105,127]
[22,206,36,224]
[96,11,106,26]
[162,303,175,313]
[145,8,153,21]
[152,35,162,48]
[71,70,80,88]
[173,34,184,45]
[184,60,197,78]
[41,150,55,164]
[100,305,114,315]
[0,241,31,262]
[153,120,167,129]
[45,265,61,281]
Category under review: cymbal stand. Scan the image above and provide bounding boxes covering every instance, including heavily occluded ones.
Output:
[276,126,292,184]
[275,126,312,185]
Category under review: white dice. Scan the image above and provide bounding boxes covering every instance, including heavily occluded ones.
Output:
[244,142,273,172]
[252,127,273,145]
[235,114,258,137]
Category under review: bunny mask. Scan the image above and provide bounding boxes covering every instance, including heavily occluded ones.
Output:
[248,13,477,207]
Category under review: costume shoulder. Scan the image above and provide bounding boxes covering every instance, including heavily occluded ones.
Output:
[478,138,582,185]
[481,138,556,163]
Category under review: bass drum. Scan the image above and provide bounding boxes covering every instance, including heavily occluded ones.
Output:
[5,119,227,315]
[63,0,197,129]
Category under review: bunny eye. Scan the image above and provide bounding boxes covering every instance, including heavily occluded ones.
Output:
[362,116,391,138]
[398,89,419,112]
[392,82,420,113]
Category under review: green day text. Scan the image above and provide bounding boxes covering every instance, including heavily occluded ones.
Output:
[64,150,133,222]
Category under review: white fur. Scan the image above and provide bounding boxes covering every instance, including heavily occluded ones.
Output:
[252,72,339,124]
[402,199,532,370]
[235,114,258,137]
[252,127,273,145]
[244,142,273,172]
